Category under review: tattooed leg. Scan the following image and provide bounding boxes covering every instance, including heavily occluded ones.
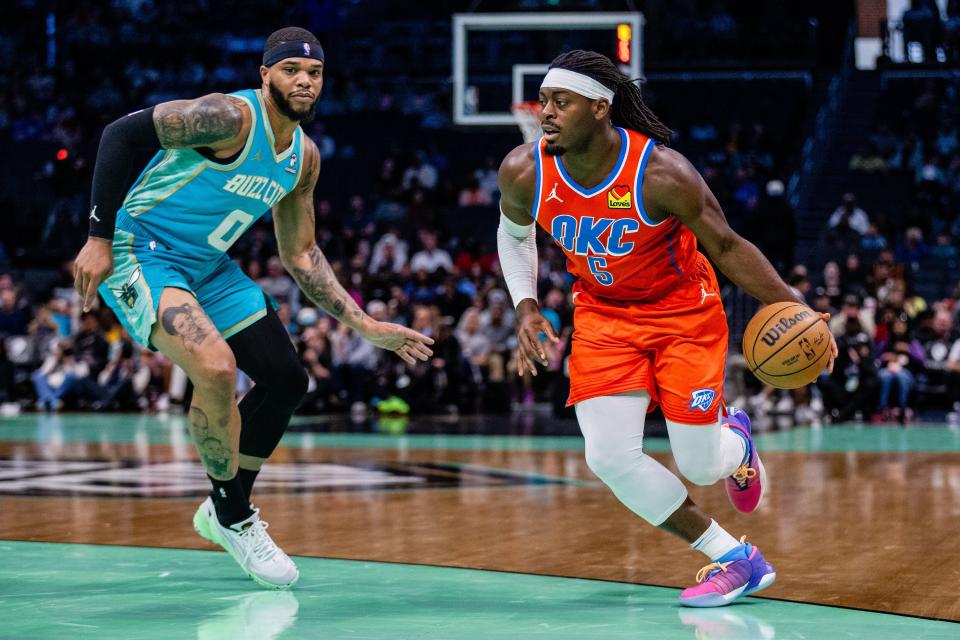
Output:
[151,288,241,479]
[188,406,237,479]
[160,303,214,353]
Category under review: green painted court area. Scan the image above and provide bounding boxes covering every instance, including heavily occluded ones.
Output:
[1,413,959,453]
[1,541,955,640]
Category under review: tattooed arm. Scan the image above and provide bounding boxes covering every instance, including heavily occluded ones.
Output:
[74,94,251,311]
[273,138,434,365]
[274,138,370,330]
[152,93,250,151]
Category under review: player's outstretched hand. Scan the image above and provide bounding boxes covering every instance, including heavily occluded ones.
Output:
[516,302,559,377]
[364,321,435,365]
[821,312,838,373]
[73,237,114,312]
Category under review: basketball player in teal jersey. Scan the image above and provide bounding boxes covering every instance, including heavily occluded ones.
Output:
[72,27,435,589]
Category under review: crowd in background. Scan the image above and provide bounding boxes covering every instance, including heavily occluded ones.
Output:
[1,1,958,425]
[895,0,960,65]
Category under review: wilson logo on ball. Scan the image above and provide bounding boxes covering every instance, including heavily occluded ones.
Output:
[761,310,812,347]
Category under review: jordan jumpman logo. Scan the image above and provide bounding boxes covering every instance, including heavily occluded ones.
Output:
[546,183,563,203]
[700,284,717,304]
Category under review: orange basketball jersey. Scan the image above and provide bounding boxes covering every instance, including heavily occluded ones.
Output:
[532,127,698,302]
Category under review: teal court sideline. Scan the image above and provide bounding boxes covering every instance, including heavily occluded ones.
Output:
[3,541,957,640]
[2,412,959,452]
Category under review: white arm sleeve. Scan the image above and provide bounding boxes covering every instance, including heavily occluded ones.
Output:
[496,208,538,308]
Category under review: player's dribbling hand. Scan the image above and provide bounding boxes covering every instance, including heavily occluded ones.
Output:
[364,321,434,365]
[821,312,838,374]
[516,303,559,377]
[73,237,114,312]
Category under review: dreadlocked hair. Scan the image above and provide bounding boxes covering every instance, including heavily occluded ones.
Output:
[265,26,321,51]
[549,50,672,144]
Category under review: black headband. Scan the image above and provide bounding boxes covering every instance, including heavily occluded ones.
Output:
[263,40,324,67]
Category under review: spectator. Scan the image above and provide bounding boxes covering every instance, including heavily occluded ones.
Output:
[828,193,871,240]
[840,254,868,296]
[74,311,109,377]
[94,339,151,410]
[401,150,438,192]
[342,195,376,247]
[435,276,472,322]
[258,256,299,311]
[330,321,380,412]
[829,294,877,339]
[786,264,811,300]
[875,316,925,423]
[0,338,15,408]
[860,224,889,252]
[931,232,958,262]
[299,318,337,413]
[457,177,493,207]
[820,261,843,309]
[0,288,31,336]
[368,233,407,275]
[917,310,957,403]
[946,331,960,422]
[474,157,499,195]
[405,308,463,413]
[28,303,61,364]
[456,308,492,369]
[819,331,878,422]
[902,0,940,62]
[895,227,930,272]
[409,230,453,274]
[480,290,515,348]
[31,339,89,411]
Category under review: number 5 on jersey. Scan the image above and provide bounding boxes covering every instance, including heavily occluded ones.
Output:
[588,256,614,286]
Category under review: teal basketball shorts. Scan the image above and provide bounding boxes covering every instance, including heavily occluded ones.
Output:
[98,227,268,349]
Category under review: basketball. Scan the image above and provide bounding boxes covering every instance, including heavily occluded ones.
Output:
[742,302,831,389]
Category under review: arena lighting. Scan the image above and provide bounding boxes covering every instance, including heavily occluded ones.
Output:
[56,148,68,161]
[616,23,632,63]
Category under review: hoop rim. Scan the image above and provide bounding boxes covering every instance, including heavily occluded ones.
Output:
[510,100,542,116]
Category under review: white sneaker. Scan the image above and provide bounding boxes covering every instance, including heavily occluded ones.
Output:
[193,496,218,545]
[201,503,300,589]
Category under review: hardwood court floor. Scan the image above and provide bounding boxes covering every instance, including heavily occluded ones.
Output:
[1,413,959,638]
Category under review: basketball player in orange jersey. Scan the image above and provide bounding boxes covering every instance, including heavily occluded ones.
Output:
[497,50,837,607]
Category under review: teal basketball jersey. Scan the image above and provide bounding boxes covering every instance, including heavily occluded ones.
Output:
[116,89,304,275]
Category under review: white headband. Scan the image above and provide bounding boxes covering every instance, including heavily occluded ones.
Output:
[540,68,615,104]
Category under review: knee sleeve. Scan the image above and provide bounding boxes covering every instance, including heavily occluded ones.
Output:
[667,419,744,486]
[577,392,688,526]
[228,303,307,459]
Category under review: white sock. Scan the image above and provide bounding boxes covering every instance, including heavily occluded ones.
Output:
[691,519,740,561]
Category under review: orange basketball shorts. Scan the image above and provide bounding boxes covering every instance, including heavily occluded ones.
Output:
[566,256,728,425]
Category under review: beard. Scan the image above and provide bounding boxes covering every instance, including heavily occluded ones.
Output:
[544,143,566,156]
[268,80,317,123]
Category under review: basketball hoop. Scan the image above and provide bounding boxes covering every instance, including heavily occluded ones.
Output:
[511,101,542,143]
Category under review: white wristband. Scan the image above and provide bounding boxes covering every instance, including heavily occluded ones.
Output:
[497,211,538,308]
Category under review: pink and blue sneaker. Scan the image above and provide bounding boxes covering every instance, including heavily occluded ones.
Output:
[724,407,766,513]
[679,538,776,607]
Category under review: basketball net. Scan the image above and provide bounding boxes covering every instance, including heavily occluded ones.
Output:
[511,101,542,143]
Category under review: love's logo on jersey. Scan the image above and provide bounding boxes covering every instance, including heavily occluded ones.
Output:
[607,184,632,209]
